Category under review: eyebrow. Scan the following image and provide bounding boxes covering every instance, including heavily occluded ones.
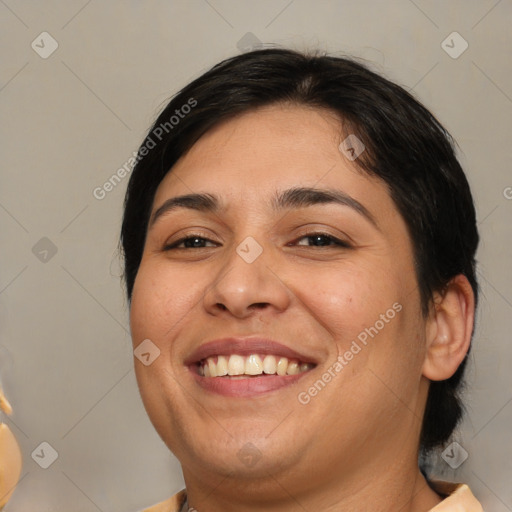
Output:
[271,187,377,227]
[150,193,219,228]
[149,187,378,229]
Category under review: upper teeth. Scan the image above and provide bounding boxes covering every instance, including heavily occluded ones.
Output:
[198,354,314,377]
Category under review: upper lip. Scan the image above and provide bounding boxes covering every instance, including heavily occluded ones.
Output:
[185,337,319,365]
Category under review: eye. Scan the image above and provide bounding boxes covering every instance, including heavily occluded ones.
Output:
[163,235,219,250]
[292,232,351,248]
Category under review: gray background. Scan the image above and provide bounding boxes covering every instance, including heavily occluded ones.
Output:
[0,1,511,510]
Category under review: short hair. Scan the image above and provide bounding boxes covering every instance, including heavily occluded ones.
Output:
[120,48,479,455]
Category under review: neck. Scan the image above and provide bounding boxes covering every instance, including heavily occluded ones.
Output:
[182,458,442,512]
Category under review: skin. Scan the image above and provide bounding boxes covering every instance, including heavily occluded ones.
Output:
[130,104,474,511]
[0,389,22,510]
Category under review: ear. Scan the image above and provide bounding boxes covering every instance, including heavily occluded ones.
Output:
[422,274,475,381]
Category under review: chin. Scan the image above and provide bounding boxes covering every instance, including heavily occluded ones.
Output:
[174,426,302,478]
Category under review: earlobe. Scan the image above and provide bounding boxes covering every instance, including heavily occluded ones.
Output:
[422,275,475,381]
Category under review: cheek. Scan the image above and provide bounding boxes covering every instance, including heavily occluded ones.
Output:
[129,262,200,440]
[129,260,203,345]
[291,262,399,343]
[292,260,425,391]
[298,265,425,424]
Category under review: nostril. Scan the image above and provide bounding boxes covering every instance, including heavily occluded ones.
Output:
[214,302,269,313]
[251,303,269,309]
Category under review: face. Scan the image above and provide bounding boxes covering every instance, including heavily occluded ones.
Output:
[130,104,430,495]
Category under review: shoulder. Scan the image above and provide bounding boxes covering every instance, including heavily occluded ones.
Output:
[138,484,483,512]
[140,489,187,512]
[429,481,483,511]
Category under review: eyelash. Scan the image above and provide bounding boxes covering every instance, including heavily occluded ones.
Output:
[163,232,351,250]
[292,233,352,248]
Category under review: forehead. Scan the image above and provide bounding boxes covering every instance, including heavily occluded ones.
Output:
[153,104,397,224]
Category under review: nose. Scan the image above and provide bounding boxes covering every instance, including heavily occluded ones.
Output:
[202,240,291,319]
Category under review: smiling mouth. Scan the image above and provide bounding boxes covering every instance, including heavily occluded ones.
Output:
[196,354,315,378]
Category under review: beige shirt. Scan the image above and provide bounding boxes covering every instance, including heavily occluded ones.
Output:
[141,482,483,511]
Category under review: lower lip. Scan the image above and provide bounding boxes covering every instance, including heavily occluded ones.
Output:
[190,369,309,397]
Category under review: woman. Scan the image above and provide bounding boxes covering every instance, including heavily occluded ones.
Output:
[121,48,483,511]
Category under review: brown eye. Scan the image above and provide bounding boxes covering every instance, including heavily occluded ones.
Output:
[164,235,218,250]
[293,233,351,248]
